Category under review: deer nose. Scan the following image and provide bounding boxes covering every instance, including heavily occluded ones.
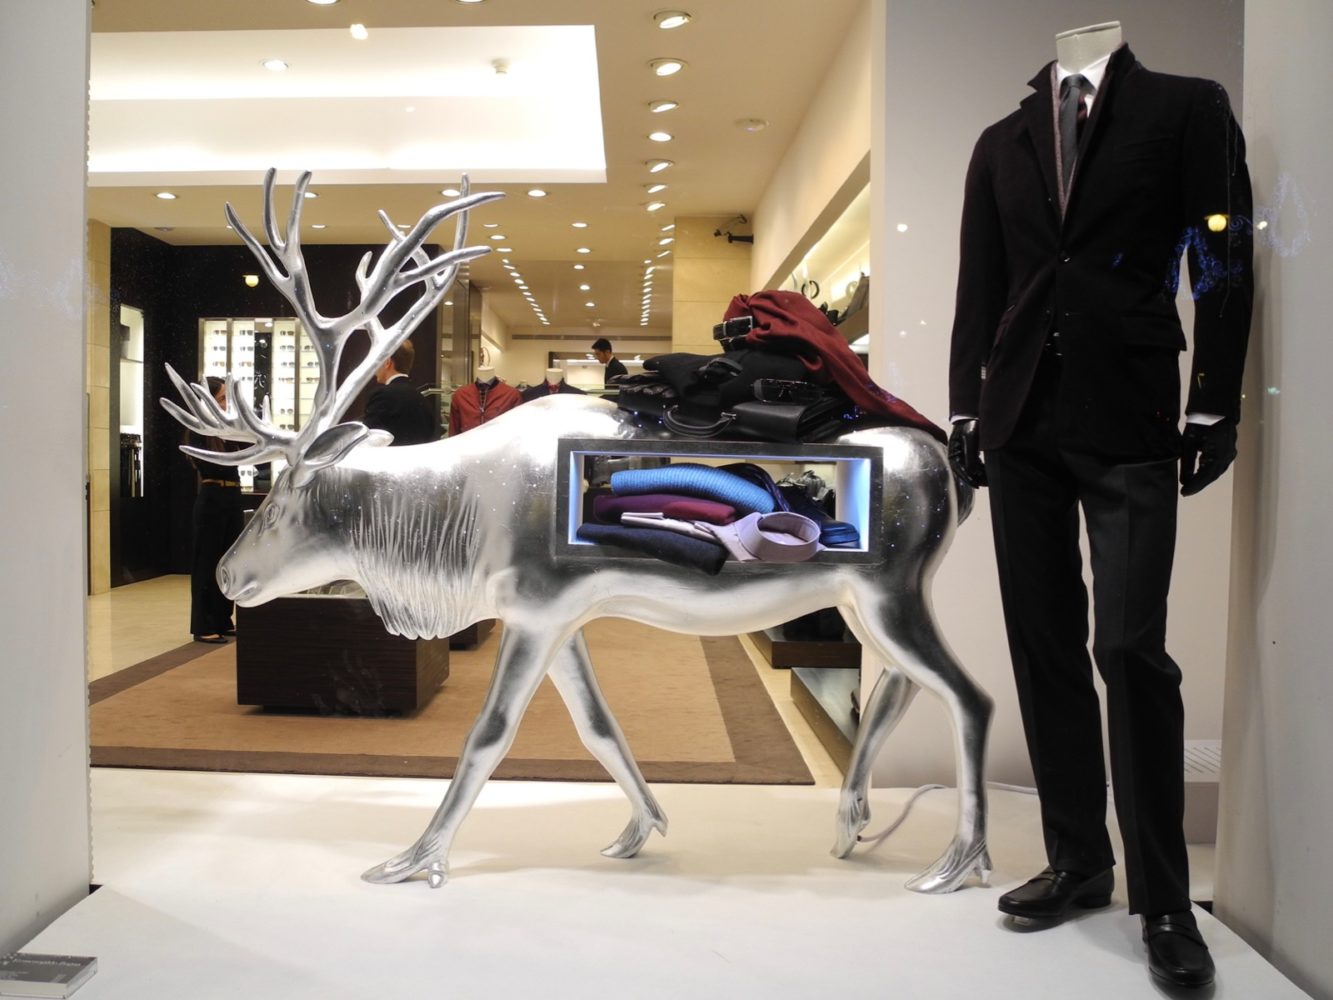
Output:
[217,565,231,595]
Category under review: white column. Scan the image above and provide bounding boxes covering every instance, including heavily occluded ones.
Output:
[0,0,92,953]
[1215,4,1333,996]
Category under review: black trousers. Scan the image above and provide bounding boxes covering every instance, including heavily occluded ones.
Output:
[985,353,1189,917]
[190,484,243,636]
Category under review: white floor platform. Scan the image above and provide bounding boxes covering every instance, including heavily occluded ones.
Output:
[24,769,1307,999]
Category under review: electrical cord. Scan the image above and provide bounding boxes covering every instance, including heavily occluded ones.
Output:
[855,780,1043,848]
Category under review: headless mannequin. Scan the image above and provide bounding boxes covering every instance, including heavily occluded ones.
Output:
[449,365,520,435]
[544,367,563,389]
[946,17,1249,986]
[1055,20,1122,72]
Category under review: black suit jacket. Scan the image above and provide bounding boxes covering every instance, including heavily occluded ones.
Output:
[520,379,586,403]
[949,46,1253,458]
[363,376,439,446]
[604,357,628,388]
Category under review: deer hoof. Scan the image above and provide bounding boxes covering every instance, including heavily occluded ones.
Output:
[361,847,448,886]
[600,809,668,860]
[831,793,870,859]
[904,839,991,894]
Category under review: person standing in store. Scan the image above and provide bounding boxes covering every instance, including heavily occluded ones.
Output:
[591,337,627,396]
[946,24,1252,989]
[363,340,440,446]
[187,377,245,644]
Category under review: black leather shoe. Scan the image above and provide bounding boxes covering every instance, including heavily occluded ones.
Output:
[1143,910,1214,988]
[998,866,1114,921]
[192,634,229,644]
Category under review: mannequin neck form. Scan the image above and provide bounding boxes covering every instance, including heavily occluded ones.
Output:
[1056,20,1122,73]
[476,366,496,385]
[545,368,563,387]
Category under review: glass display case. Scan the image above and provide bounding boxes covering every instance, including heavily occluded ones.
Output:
[201,316,328,490]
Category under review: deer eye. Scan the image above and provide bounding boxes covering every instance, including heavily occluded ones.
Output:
[264,503,282,529]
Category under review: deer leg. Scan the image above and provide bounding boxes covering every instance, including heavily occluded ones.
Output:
[547,630,667,859]
[362,625,555,888]
[829,624,919,858]
[846,584,993,893]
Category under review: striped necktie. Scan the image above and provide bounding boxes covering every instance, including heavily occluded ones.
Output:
[1059,73,1089,195]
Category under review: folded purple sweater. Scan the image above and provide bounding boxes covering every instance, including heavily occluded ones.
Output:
[592,493,737,525]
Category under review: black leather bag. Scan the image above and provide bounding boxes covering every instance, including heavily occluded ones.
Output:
[658,393,855,443]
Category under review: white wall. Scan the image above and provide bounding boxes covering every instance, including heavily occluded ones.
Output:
[750,1,873,291]
[0,0,92,954]
[1215,4,1333,996]
[868,0,1244,787]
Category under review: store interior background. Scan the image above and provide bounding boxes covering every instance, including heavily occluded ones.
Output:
[2,0,1330,996]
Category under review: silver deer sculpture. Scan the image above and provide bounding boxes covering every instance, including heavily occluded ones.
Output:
[164,170,993,894]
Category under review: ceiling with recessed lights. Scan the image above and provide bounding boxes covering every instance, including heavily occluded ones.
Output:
[86,0,863,338]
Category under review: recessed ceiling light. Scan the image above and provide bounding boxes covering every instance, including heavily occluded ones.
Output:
[648,131,673,143]
[653,10,692,29]
[489,234,506,241]
[649,100,678,113]
[658,237,674,246]
[311,223,326,230]
[441,188,461,197]
[404,106,416,113]
[645,183,668,194]
[483,223,500,229]
[579,284,591,291]
[573,264,585,270]
[649,58,686,77]
[576,247,592,254]
[571,221,588,229]
[303,190,318,199]
[496,246,512,252]
[306,0,339,5]
[585,302,596,308]
[527,189,548,198]
[646,202,666,212]
[349,23,368,40]
[455,0,487,4]
[155,191,176,200]
[262,59,289,72]
[646,159,673,173]
[896,222,910,232]
[657,249,672,258]
[661,224,675,232]
[735,118,769,132]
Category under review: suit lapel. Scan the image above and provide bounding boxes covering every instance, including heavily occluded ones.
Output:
[1065,45,1137,213]
[1019,63,1061,223]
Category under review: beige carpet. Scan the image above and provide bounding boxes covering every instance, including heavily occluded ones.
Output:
[90,619,813,785]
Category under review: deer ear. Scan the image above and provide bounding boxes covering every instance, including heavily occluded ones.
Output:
[363,429,394,448]
[291,423,372,488]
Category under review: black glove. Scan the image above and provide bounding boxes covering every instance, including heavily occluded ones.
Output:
[948,418,987,488]
[1179,419,1238,496]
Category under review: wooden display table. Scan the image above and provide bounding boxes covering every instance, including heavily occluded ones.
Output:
[236,595,449,714]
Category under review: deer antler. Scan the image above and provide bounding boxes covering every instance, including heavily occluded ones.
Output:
[163,169,503,465]
[162,367,295,467]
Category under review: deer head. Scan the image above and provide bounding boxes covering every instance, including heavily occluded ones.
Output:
[162,168,502,602]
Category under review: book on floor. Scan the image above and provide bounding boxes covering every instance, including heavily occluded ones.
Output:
[0,953,97,998]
